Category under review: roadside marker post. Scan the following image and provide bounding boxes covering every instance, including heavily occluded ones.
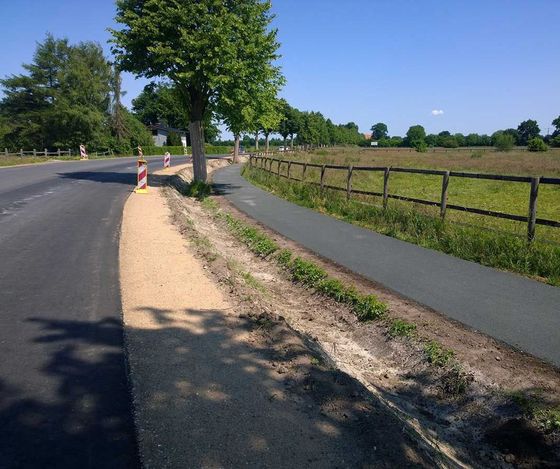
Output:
[164,152,171,168]
[135,146,148,194]
[79,144,88,160]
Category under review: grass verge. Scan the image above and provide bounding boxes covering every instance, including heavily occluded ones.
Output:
[243,165,560,286]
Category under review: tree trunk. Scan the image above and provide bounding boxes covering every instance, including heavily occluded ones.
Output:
[189,120,207,182]
[255,131,259,150]
[265,133,270,153]
[233,134,240,164]
[290,135,294,149]
[283,136,287,148]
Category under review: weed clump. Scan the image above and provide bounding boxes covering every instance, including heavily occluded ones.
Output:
[290,257,327,287]
[183,180,212,200]
[424,340,455,367]
[389,319,417,338]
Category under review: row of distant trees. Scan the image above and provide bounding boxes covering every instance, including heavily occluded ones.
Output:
[369,118,560,152]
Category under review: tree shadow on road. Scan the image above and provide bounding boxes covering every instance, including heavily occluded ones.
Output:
[0,316,139,469]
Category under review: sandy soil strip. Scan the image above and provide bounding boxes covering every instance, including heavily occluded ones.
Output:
[119,166,431,468]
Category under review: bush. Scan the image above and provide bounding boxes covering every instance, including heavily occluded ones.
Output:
[550,135,560,148]
[166,131,183,146]
[527,137,548,152]
[494,133,515,152]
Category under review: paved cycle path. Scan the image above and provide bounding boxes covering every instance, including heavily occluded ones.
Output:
[213,165,560,367]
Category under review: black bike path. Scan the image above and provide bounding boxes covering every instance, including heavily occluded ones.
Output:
[213,165,560,367]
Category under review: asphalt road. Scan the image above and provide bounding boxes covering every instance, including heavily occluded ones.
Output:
[214,165,560,367]
[0,156,187,468]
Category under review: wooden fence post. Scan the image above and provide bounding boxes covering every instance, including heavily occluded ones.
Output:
[346,165,353,200]
[383,167,390,209]
[44,148,48,157]
[440,171,450,220]
[528,177,540,243]
[57,148,61,157]
[277,159,282,176]
[68,148,71,157]
[20,149,23,157]
[320,165,326,191]
[33,149,36,156]
[302,163,307,181]
[4,148,7,156]
[287,161,291,179]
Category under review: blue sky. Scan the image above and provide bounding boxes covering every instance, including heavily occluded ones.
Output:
[1,0,559,137]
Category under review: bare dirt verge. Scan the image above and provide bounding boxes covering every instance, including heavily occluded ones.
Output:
[120,161,433,468]
[161,164,560,468]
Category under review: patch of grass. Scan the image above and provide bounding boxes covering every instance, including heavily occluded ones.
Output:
[223,213,279,257]
[424,340,455,367]
[510,390,560,433]
[240,271,266,292]
[275,249,292,268]
[244,165,560,286]
[439,366,473,396]
[354,294,388,321]
[182,180,212,200]
[389,319,417,338]
[200,197,220,212]
[470,150,485,159]
[290,257,327,287]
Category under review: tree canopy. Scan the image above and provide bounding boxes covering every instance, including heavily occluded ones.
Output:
[111,0,283,181]
[0,34,151,152]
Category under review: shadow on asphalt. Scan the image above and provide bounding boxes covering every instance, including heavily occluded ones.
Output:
[0,317,139,468]
[57,170,172,188]
[126,306,435,467]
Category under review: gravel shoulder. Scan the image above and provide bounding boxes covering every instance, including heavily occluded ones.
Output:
[119,162,431,468]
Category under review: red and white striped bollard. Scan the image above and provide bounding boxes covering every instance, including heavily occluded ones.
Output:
[79,144,88,160]
[163,151,171,168]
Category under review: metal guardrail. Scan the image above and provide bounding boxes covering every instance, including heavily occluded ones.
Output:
[249,155,560,243]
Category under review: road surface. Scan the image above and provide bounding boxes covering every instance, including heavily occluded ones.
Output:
[0,156,187,468]
[213,165,560,367]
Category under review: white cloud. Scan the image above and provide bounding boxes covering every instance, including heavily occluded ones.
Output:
[431,109,444,116]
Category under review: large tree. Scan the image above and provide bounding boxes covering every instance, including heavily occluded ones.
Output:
[0,34,114,149]
[111,0,283,182]
[517,119,540,145]
[405,125,426,149]
[370,122,388,140]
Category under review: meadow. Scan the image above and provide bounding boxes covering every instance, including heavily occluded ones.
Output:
[244,147,560,285]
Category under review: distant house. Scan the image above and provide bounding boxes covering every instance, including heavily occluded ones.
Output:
[363,132,372,140]
[147,123,188,147]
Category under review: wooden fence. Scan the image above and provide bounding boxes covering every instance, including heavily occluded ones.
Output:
[249,155,560,242]
[2,148,115,158]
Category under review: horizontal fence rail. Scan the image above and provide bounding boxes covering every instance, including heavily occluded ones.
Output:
[2,148,117,158]
[248,156,560,243]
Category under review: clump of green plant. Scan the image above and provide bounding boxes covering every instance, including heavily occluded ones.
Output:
[494,133,515,152]
[439,366,473,396]
[424,340,455,367]
[510,390,560,433]
[183,180,212,199]
[290,257,327,287]
[389,319,417,338]
[354,294,388,321]
[224,213,279,257]
[275,249,292,267]
[527,137,548,152]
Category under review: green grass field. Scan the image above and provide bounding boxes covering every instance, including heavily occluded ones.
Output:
[269,147,560,245]
[244,147,560,286]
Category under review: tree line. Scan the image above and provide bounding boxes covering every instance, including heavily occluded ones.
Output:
[370,118,560,152]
